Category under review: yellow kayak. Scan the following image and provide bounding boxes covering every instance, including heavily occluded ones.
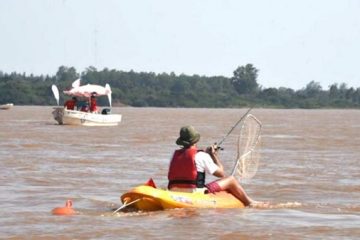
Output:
[120,181,245,211]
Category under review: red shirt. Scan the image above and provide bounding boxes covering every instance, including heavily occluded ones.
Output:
[64,99,76,110]
[90,98,97,112]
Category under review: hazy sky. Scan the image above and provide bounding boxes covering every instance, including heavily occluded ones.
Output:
[1,0,360,90]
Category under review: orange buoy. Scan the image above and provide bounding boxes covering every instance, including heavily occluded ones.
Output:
[52,200,75,215]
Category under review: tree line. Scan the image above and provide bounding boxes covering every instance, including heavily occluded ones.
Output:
[0,64,359,108]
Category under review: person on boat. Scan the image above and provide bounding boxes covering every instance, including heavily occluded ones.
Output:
[80,102,89,112]
[168,125,258,207]
[89,94,98,113]
[64,97,77,110]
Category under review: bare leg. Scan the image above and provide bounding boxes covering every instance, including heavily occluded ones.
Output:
[216,176,254,206]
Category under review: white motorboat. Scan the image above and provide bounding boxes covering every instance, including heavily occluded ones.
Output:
[51,79,122,126]
[0,103,14,110]
[52,107,122,126]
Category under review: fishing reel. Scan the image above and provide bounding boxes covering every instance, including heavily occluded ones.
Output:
[214,143,224,151]
[206,143,224,155]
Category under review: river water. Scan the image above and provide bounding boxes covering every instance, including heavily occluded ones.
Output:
[0,106,359,239]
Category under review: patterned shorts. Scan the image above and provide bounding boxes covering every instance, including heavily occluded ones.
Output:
[205,181,222,193]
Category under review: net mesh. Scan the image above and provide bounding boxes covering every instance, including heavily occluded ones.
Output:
[232,114,262,180]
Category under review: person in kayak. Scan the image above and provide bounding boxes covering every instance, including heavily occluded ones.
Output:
[168,125,257,207]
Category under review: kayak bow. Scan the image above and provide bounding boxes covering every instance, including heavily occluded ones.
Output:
[120,183,245,211]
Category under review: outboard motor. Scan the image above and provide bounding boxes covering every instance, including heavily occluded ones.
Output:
[102,108,111,115]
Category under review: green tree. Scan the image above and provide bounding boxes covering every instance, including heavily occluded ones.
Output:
[329,83,339,99]
[55,66,79,82]
[1,65,360,108]
[231,64,259,94]
[304,81,322,98]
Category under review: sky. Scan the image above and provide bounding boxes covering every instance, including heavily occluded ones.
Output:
[1,0,360,90]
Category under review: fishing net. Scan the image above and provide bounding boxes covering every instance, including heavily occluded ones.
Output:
[231,114,262,180]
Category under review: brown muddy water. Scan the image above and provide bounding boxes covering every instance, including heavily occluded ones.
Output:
[0,106,359,239]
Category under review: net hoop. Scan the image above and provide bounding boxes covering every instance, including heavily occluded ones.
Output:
[231,114,262,180]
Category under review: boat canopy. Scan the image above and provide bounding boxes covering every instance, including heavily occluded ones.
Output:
[62,79,113,106]
[64,83,111,97]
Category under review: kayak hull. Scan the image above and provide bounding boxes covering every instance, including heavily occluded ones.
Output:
[120,185,245,211]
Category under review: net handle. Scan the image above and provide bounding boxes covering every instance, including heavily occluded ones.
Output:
[217,108,252,148]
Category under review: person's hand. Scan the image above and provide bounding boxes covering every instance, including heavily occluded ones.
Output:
[206,144,218,156]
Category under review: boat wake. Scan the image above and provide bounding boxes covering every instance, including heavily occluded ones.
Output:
[250,201,302,209]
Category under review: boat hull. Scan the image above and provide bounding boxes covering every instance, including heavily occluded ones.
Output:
[120,185,245,211]
[0,103,14,110]
[52,107,121,126]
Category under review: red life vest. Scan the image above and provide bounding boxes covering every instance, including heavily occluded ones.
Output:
[168,147,198,189]
[64,100,76,110]
[90,98,97,112]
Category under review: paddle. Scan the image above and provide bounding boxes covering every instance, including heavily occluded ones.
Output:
[51,85,60,106]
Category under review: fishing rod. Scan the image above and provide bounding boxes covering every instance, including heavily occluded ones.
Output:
[215,108,252,151]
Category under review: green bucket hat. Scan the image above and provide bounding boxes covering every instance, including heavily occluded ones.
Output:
[176,126,200,147]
